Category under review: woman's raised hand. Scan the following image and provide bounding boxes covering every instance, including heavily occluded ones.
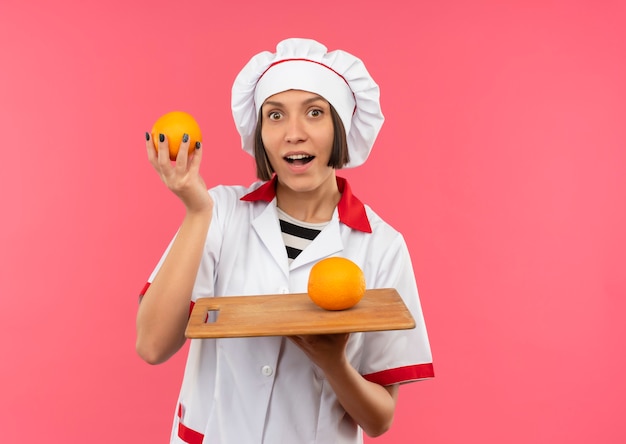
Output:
[146,132,213,214]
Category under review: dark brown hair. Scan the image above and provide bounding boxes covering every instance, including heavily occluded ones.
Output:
[253,103,349,181]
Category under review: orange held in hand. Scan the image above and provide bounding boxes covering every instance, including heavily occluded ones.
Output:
[151,111,202,161]
[307,257,366,311]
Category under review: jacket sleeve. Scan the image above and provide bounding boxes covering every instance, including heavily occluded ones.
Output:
[359,232,434,385]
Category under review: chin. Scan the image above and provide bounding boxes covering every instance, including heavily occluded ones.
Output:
[278,175,318,192]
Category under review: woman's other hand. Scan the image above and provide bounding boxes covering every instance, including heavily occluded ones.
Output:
[288,333,351,372]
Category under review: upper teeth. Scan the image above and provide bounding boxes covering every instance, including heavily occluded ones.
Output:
[286,154,311,160]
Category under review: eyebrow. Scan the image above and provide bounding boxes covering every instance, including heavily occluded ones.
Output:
[262,95,327,108]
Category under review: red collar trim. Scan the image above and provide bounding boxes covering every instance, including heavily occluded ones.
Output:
[241,176,372,233]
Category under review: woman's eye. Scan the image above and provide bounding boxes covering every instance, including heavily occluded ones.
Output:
[267,111,282,120]
[309,109,323,117]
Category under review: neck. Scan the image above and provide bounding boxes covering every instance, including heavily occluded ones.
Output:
[275,175,341,223]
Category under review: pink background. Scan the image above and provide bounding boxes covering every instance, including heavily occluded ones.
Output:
[1,0,625,442]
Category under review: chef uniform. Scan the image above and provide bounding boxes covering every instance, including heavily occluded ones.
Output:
[141,38,434,444]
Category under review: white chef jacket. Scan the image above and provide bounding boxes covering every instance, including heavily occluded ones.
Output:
[142,176,434,444]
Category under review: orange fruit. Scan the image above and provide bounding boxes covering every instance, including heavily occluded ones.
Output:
[151,111,202,161]
[307,257,366,311]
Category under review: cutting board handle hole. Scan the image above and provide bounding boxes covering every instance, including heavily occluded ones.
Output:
[204,309,220,324]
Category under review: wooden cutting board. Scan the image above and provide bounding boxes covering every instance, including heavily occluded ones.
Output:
[185,288,415,339]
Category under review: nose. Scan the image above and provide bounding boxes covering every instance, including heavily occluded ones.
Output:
[284,117,306,144]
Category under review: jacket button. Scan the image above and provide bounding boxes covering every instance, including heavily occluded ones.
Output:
[279,287,289,294]
[261,365,273,376]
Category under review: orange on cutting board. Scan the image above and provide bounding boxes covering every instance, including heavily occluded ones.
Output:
[307,257,366,311]
[151,111,202,161]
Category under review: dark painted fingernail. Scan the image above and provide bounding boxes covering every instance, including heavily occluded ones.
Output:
[145,132,150,141]
[182,133,189,143]
[159,133,165,143]
[195,141,201,149]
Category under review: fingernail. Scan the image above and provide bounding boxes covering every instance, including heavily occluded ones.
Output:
[195,141,201,149]
[145,132,150,141]
[182,133,189,143]
[159,133,165,143]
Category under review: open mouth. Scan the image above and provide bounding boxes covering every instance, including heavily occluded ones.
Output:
[285,154,315,166]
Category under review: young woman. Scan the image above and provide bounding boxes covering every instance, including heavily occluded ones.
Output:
[136,38,434,444]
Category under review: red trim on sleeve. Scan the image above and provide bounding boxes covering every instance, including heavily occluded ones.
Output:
[138,282,150,304]
[177,404,204,444]
[363,363,434,386]
[138,283,195,318]
[139,282,150,300]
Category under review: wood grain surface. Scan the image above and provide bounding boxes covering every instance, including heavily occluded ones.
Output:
[185,288,415,339]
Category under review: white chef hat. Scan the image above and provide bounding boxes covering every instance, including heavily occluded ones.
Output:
[231,38,384,168]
